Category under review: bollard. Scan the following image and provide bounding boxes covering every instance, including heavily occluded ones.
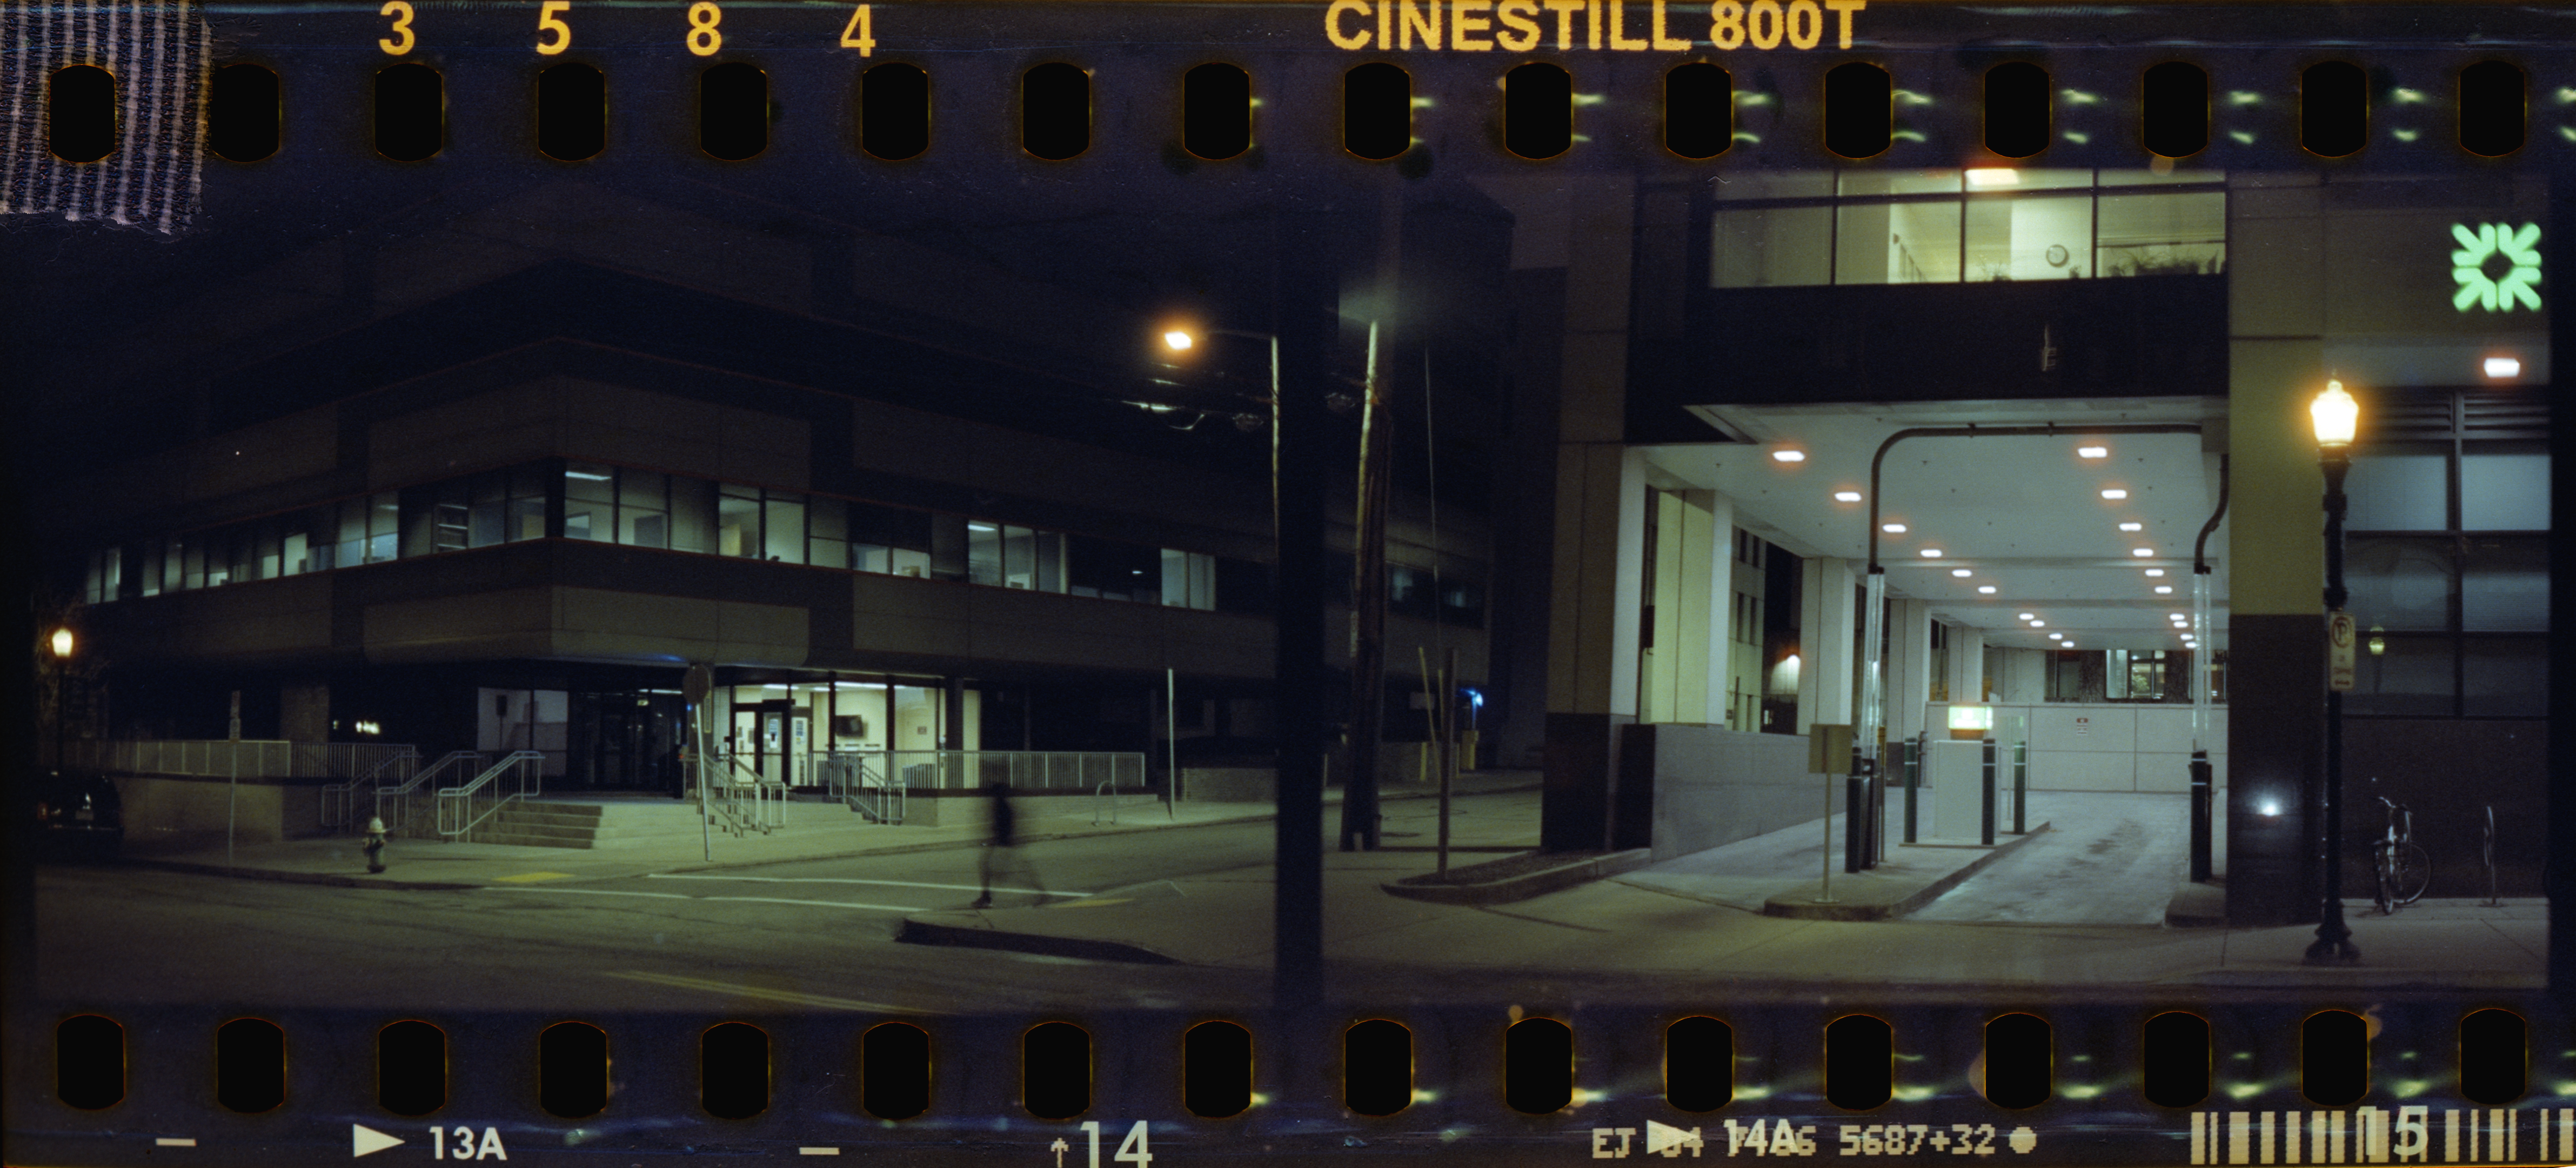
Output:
[2187,755,2212,883]
[1979,738,1996,847]
[363,816,388,875]
[1902,737,1919,845]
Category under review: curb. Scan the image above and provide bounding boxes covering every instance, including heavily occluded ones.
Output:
[2163,880,2229,928]
[893,917,1180,964]
[1380,848,1655,906]
[1759,822,2053,921]
[117,857,481,892]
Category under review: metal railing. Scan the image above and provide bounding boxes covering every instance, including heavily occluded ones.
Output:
[68,739,421,780]
[379,751,483,837]
[816,752,902,824]
[321,746,420,830]
[880,750,1146,792]
[707,752,787,836]
[436,751,545,839]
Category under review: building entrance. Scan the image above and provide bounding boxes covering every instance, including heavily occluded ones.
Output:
[568,691,686,793]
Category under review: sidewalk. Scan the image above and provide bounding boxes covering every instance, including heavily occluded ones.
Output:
[108,771,1545,891]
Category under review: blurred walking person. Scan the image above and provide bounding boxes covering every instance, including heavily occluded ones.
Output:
[972,781,1045,909]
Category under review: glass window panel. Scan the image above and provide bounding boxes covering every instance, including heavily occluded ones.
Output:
[466,502,502,547]
[283,531,310,576]
[1711,171,1833,200]
[470,471,505,505]
[337,498,367,567]
[511,462,549,502]
[718,491,759,557]
[889,547,931,578]
[565,462,615,502]
[511,497,546,542]
[565,497,610,541]
[2462,537,2548,632]
[809,537,846,569]
[2095,190,2225,276]
[624,510,670,549]
[1886,199,1961,282]
[764,497,806,563]
[1965,194,2090,281]
[1966,167,2093,191]
[1002,526,1035,588]
[668,478,714,553]
[2097,168,2226,185]
[1036,532,1065,592]
[256,522,279,580]
[2346,538,2454,631]
[2463,637,2547,718]
[929,514,968,582]
[181,539,204,590]
[2346,451,2448,530]
[2460,451,2549,530]
[619,469,667,510]
[1832,202,1890,284]
[1839,170,1959,196]
[968,522,1002,585]
[853,544,891,574]
[808,497,847,542]
[2344,633,2453,717]
[1710,205,1832,288]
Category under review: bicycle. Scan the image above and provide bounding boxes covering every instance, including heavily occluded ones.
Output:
[2370,795,2432,915]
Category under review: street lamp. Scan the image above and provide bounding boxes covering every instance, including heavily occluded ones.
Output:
[48,626,75,772]
[2305,379,2361,966]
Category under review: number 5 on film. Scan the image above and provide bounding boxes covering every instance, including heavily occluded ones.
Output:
[534,0,571,54]
[839,3,875,55]
[378,1,415,55]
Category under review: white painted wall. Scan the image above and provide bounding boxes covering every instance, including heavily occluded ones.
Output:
[1927,702,2229,793]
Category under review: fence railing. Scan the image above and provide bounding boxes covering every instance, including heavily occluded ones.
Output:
[68,739,423,780]
[436,751,545,839]
[379,751,483,837]
[815,752,903,824]
[320,746,420,830]
[707,752,787,836]
[880,750,1147,792]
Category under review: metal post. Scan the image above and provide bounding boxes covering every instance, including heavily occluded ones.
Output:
[1436,648,1456,877]
[2306,445,2360,965]
[226,690,241,866]
[1979,736,1996,847]
[2012,741,2027,835]
[1853,567,1886,872]
[1844,772,1865,875]
[1814,766,1836,904]
[1167,668,1179,818]
[1903,735,1919,844]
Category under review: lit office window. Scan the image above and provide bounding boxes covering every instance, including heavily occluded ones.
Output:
[1710,169,2226,289]
[808,497,848,569]
[1163,549,1215,610]
[620,470,671,548]
[2345,448,2448,530]
[718,483,761,557]
[763,492,806,564]
[565,463,616,542]
[967,521,1002,585]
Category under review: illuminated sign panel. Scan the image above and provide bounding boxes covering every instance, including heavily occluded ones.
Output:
[2452,222,2542,312]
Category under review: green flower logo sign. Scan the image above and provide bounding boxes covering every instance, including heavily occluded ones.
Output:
[2451,222,2542,312]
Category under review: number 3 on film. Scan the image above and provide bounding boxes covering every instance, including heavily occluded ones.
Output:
[839,2,876,55]
[1073,1121,1153,1168]
[377,1,414,55]
[429,1126,508,1160]
[534,0,571,54]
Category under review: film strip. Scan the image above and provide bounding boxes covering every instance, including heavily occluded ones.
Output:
[4,2,2570,1166]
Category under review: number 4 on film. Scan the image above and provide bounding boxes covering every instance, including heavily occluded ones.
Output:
[840,3,875,55]
[1060,1121,1151,1167]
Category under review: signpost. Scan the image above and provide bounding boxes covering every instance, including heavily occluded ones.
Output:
[2327,610,2356,692]
[226,690,240,866]
[685,663,714,860]
[1808,724,1852,903]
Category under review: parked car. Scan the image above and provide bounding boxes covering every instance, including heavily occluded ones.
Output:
[33,770,123,859]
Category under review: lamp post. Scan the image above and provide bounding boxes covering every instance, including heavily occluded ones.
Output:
[48,626,75,772]
[2304,379,2362,966]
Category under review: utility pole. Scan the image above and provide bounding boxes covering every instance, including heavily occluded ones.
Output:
[1340,322,1389,852]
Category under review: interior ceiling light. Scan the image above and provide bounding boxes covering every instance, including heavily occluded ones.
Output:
[1834,491,1863,502]
[2171,612,2187,620]
[2101,488,2130,500]
[2047,632,2063,639]
[2144,568,2166,577]
[1965,167,2021,187]
[2119,522,2144,532]
[2017,612,2036,620]
[1978,585,1997,593]
[2030,619,2045,627]
[1951,568,1972,577]
[1772,449,1806,463]
[2132,548,2156,557]
[1883,523,1908,533]
[2155,585,2174,594]
[2485,356,2521,378]
[1920,548,1943,557]
[2077,445,2109,458]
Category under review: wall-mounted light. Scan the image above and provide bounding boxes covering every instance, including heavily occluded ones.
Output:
[2368,623,2385,657]
[1772,449,1807,463]
[1834,491,1863,502]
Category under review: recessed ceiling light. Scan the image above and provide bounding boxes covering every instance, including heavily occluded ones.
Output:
[2118,522,2144,532]
[1965,167,2022,188]
[1772,449,1806,463]
[1978,585,1997,594]
[2017,612,2035,620]
[2170,612,2187,620]
[1834,491,1863,502]
[2029,619,2045,628]
[2047,632,2063,640]
[2132,548,2155,557]
[2485,356,2521,378]
[1951,568,1972,577]
[1882,523,1908,533]
[2144,568,2166,577]
[1920,548,1943,557]
[2077,445,2109,458]
[2154,585,2174,594]
[2101,489,2129,500]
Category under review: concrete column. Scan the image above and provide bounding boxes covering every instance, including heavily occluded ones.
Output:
[1944,624,1986,708]
[1885,600,1933,742]
[1540,175,1643,853]
[1698,491,1736,730]
[1796,557,1857,734]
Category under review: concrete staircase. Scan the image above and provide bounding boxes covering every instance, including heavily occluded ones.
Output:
[452,796,874,848]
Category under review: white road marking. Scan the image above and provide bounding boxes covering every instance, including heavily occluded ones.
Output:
[484,887,693,900]
[155,1138,196,1147]
[799,1149,841,1156]
[648,873,1088,897]
[480,887,921,912]
[603,970,926,1013]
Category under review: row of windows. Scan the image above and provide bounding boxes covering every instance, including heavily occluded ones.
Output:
[77,458,1490,627]
[1709,170,2224,289]
[2340,428,2550,719]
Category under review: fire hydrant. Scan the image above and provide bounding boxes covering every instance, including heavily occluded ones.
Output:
[363,816,388,874]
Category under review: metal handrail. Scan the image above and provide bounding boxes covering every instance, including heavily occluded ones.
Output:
[322,745,420,830]
[435,751,545,838]
[817,752,903,824]
[707,753,786,836]
[881,750,1147,792]
[379,751,481,836]
[1092,778,1121,826]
